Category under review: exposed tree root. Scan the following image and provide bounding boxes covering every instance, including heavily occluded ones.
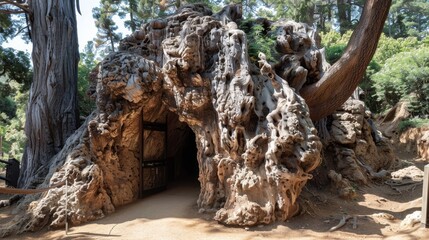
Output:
[356,157,390,180]
[329,215,352,232]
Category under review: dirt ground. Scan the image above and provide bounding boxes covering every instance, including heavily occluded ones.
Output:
[1,150,429,239]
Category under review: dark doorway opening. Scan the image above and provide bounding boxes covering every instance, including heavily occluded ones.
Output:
[140,111,199,198]
[166,113,199,184]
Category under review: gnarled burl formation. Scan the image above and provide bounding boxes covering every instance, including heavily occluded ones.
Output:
[317,96,395,198]
[0,4,392,236]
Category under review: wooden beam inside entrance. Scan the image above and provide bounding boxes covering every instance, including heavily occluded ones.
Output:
[139,112,168,198]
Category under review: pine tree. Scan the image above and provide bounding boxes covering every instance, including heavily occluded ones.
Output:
[93,0,122,53]
[388,0,429,38]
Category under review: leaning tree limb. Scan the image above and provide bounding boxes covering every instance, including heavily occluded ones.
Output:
[300,0,391,121]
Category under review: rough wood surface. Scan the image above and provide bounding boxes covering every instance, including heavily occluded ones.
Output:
[19,0,80,188]
[318,95,395,198]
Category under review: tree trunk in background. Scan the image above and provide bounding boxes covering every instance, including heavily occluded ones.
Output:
[305,2,315,26]
[337,0,348,34]
[129,0,137,32]
[19,0,79,187]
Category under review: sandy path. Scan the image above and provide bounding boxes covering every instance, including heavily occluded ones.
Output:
[2,152,429,239]
[12,177,428,240]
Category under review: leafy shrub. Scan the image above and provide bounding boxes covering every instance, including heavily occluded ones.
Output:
[320,30,429,115]
[320,29,352,48]
[0,81,27,160]
[373,34,425,65]
[398,118,429,133]
[324,44,346,64]
[372,47,429,116]
[0,95,16,120]
[240,20,277,63]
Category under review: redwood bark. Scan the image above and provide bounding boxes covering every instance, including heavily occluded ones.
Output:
[19,0,79,187]
[300,0,391,121]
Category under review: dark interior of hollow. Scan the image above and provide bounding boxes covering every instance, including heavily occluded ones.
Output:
[167,122,199,183]
[140,109,199,194]
[140,111,199,197]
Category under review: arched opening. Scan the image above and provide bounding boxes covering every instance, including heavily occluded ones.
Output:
[139,111,199,197]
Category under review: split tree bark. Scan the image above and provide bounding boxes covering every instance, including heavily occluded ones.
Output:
[19,0,79,188]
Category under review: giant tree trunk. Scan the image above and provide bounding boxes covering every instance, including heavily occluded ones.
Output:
[19,0,79,187]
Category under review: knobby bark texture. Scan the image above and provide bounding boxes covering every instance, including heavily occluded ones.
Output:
[313,95,395,199]
[19,0,80,188]
[1,3,394,236]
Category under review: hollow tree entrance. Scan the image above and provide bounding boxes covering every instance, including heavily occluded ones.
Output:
[140,111,198,198]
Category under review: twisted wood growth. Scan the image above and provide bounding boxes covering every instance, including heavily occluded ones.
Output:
[319,97,395,199]
[0,2,392,235]
[158,5,321,225]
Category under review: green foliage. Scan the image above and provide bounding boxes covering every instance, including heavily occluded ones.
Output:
[398,118,429,133]
[320,28,429,115]
[3,94,27,160]
[278,0,316,23]
[324,44,346,64]
[387,0,429,39]
[122,0,141,31]
[78,42,97,118]
[0,94,16,120]
[0,47,31,159]
[320,30,352,64]
[0,80,27,160]
[362,34,428,113]
[0,5,31,161]
[0,13,14,43]
[373,34,426,65]
[320,30,352,47]
[240,20,276,63]
[0,46,32,90]
[372,47,429,116]
[359,59,381,112]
